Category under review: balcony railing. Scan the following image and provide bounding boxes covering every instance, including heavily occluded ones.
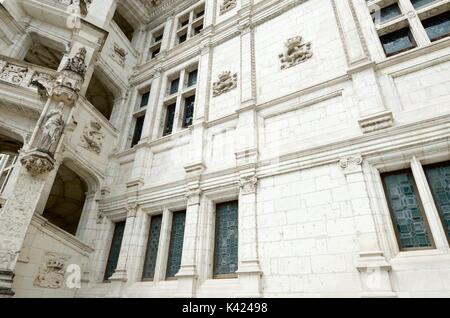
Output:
[0,55,57,95]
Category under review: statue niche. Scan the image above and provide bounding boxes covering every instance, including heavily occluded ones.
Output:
[36,102,65,155]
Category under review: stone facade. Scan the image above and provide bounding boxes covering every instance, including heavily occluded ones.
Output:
[0,0,449,298]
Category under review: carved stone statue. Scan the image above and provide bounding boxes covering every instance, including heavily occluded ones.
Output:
[279,36,313,69]
[37,102,65,154]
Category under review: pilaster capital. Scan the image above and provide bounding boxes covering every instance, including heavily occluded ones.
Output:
[185,188,202,206]
[239,176,258,195]
[339,155,363,175]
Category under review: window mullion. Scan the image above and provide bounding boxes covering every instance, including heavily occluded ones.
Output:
[410,157,449,249]
[400,0,432,46]
[173,71,186,133]
[154,209,172,281]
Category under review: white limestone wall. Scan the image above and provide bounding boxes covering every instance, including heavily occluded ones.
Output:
[13,216,93,298]
[254,0,347,104]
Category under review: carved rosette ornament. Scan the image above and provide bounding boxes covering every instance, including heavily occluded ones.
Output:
[220,0,237,15]
[213,71,238,97]
[339,156,363,175]
[279,36,313,70]
[34,252,69,289]
[239,176,258,195]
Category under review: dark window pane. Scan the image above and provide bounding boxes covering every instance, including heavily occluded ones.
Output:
[372,4,401,24]
[142,215,162,280]
[131,115,145,148]
[154,33,163,43]
[170,78,180,95]
[182,95,195,128]
[166,211,186,278]
[411,0,437,9]
[140,91,150,108]
[422,11,450,42]
[104,221,126,281]
[214,201,239,277]
[163,104,176,136]
[187,69,198,87]
[151,47,160,59]
[178,33,187,44]
[424,163,450,242]
[382,171,434,250]
[380,28,416,56]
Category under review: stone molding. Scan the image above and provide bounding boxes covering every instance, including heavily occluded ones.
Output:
[358,111,394,134]
[339,155,363,175]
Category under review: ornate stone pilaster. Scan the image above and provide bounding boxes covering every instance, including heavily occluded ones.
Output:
[176,164,204,297]
[338,156,396,297]
[0,47,88,296]
[236,172,262,297]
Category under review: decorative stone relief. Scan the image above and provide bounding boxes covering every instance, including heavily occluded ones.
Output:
[30,72,56,101]
[185,188,202,206]
[60,0,92,16]
[213,71,238,97]
[80,121,104,154]
[0,241,18,269]
[239,176,258,195]
[0,63,28,85]
[279,36,313,70]
[339,156,363,175]
[20,153,55,176]
[34,252,69,289]
[110,43,127,68]
[220,0,237,15]
[150,0,163,6]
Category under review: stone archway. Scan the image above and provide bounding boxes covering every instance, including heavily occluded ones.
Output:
[42,164,88,236]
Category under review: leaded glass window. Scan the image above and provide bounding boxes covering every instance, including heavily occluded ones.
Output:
[371,4,402,24]
[163,103,176,136]
[424,163,450,242]
[422,11,450,42]
[382,170,434,250]
[380,27,416,56]
[142,215,162,281]
[182,95,195,128]
[214,201,239,278]
[411,0,437,9]
[166,211,186,279]
[104,221,126,281]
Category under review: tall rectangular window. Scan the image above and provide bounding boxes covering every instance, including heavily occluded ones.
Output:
[142,215,163,281]
[382,170,434,250]
[131,115,145,148]
[166,211,186,279]
[182,95,195,128]
[163,103,176,136]
[104,221,126,281]
[187,69,198,87]
[424,162,450,242]
[169,78,180,95]
[140,91,150,108]
[214,201,239,278]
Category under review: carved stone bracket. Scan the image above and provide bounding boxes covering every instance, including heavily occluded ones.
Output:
[239,176,258,195]
[34,252,69,289]
[185,189,202,206]
[339,155,363,175]
[20,151,56,176]
[279,36,313,70]
[213,71,238,97]
[220,0,237,15]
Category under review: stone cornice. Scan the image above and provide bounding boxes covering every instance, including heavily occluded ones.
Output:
[99,112,450,213]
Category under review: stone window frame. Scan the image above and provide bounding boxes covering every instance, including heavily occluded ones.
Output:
[201,187,240,282]
[171,1,206,47]
[159,61,199,137]
[366,144,450,260]
[129,82,152,148]
[365,0,450,58]
[137,203,188,283]
[147,25,166,61]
